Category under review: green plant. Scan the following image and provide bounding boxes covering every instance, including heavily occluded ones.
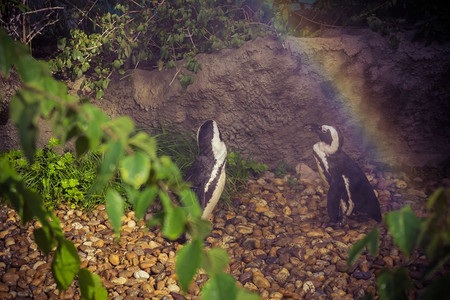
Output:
[0,138,125,210]
[225,151,268,203]
[153,127,198,175]
[287,174,303,192]
[347,188,450,299]
[0,28,259,299]
[274,159,295,178]
[50,0,273,98]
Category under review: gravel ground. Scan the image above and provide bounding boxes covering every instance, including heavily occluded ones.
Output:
[0,165,446,299]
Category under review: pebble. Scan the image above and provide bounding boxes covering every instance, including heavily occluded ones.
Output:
[0,167,439,299]
[5,237,15,247]
[0,230,8,239]
[111,277,127,285]
[168,284,180,293]
[282,206,291,216]
[144,241,159,250]
[109,254,120,266]
[72,222,83,230]
[2,272,19,286]
[303,281,315,293]
[127,220,136,229]
[239,271,253,284]
[275,267,290,285]
[396,180,407,189]
[252,274,271,289]
[94,240,105,248]
[134,270,150,279]
[236,224,253,235]
[352,272,372,280]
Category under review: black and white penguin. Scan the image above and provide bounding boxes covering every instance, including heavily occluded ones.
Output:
[308,124,382,224]
[184,120,227,221]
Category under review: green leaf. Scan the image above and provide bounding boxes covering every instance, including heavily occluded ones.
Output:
[16,55,50,83]
[57,38,66,51]
[0,157,21,182]
[105,189,124,235]
[120,151,150,189]
[426,188,447,216]
[159,190,173,212]
[129,132,157,159]
[78,268,108,300]
[10,184,46,225]
[162,206,186,240]
[377,267,412,300]
[179,188,202,218]
[347,227,379,267]
[75,136,89,157]
[419,274,450,300]
[146,212,164,228]
[95,89,104,99]
[89,140,124,194]
[52,239,81,290]
[201,273,237,300]
[385,206,421,258]
[105,116,134,143]
[187,218,211,241]
[34,227,57,255]
[176,240,203,292]
[9,94,38,162]
[0,29,21,76]
[134,186,157,220]
[155,156,183,184]
[78,104,109,149]
[236,288,261,300]
[422,251,450,281]
[202,248,229,277]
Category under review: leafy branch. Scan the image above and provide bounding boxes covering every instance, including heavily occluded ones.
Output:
[50,0,273,97]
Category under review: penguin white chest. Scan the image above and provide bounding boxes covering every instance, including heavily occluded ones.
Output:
[202,166,226,220]
[313,142,330,186]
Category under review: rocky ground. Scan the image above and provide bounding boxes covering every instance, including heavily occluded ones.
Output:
[0,164,447,299]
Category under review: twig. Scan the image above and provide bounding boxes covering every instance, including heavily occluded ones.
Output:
[186,28,196,49]
[22,6,64,16]
[78,0,99,26]
[168,67,182,86]
[129,0,143,8]
[26,18,60,44]
[65,0,100,28]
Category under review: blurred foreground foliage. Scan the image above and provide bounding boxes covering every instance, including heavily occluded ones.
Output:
[348,188,450,299]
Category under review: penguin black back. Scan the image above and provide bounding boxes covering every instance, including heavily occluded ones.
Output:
[309,124,382,224]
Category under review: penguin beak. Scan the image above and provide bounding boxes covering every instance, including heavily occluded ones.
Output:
[303,123,321,133]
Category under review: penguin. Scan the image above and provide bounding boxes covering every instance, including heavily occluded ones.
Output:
[307,124,382,225]
[184,120,227,221]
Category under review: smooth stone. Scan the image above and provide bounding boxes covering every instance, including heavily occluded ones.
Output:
[252,274,271,289]
[134,270,150,279]
[111,277,127,285]
[275,267,290,285]
[109,254,120,266]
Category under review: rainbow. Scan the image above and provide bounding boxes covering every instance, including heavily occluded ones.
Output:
[285,34,409,167]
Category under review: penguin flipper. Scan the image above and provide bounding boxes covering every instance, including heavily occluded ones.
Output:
[184,155,210,209]
[327,180,345,223]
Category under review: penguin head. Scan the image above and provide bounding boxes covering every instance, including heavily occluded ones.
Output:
[197,120,226,157]
[308,123,343,154]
